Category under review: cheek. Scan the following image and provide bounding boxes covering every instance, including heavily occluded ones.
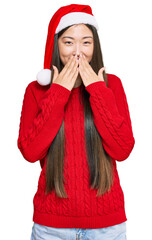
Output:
[58,45,72,64]
[84,46,94,62]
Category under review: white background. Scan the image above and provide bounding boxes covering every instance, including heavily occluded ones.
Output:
[0,0,151,239]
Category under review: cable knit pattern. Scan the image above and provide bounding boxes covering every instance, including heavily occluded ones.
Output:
[17,83,71,162]
[17,74,135,228]
[85,75,135,161]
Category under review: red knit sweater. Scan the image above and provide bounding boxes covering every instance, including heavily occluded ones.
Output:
[17,73,135,229]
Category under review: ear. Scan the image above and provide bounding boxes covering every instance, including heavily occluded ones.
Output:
[98,67,105,81]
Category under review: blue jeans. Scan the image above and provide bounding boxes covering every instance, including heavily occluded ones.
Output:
[30,221,127,240]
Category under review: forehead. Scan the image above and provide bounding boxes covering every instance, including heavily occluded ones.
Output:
[60,24,93,37]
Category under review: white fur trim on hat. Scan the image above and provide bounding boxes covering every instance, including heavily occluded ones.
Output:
[55,12,99,34]
[36,69,51,86]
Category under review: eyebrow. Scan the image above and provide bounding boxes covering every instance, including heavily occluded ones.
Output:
[62,36,93,40]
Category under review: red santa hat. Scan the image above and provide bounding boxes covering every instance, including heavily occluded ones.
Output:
[36,4,99,85]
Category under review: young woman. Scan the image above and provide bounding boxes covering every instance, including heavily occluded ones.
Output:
[17,4,135,240]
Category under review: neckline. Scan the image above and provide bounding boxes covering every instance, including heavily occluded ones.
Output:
[71,84,83,93]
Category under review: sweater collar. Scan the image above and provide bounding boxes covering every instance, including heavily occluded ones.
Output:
[71,84,83,94]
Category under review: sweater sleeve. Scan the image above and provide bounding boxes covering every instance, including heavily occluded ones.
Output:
[17,82,71,163]
[85,74,135,161]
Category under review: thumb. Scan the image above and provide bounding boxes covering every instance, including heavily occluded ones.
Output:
[52,65,59,83]
[98,67,105,81]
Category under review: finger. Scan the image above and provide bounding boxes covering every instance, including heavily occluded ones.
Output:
[98,67,105,80]
[69,60,79,81]
[79,55,94,80]
[78,58,87,80]
[60,55,75,76]
[64,55,79,78]
[71,66,79,83]
[52,65,59,82]
[79,54,93,74]
[98,67,105,73]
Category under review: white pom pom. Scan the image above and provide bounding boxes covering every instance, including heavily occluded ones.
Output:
[36,69,51,86]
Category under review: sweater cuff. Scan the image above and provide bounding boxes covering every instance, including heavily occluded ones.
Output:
[85,81,107,94]
[50,83,71,100]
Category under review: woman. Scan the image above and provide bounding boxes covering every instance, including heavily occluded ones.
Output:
[17,4,135,240]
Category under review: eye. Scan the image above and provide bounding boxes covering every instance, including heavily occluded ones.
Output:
[83,41,91,45]
[65,41,73,45]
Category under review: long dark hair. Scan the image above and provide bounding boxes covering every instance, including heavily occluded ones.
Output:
[45,24,114,198]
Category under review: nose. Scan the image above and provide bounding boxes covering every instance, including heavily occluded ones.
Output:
[73,43,81,58]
